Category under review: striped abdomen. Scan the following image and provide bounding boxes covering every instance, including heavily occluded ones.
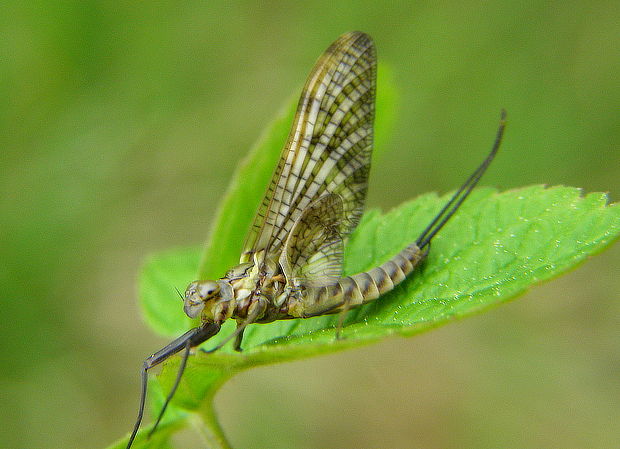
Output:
[288,242,427,318]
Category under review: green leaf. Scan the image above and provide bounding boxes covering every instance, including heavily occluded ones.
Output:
[119,69,620,448]
[136,187,618,448]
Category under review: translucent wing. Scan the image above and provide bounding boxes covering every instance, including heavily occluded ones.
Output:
[279,194,345,288]
[241,31,376,272]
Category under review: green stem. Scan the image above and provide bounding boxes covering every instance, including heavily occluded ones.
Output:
[195,399,233,449]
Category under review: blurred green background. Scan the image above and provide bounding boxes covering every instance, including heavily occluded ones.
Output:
[1,1,618,448]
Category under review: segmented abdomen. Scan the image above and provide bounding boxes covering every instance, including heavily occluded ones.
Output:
[289,243,427,317]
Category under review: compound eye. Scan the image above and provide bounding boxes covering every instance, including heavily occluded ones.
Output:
[197,282,220,299]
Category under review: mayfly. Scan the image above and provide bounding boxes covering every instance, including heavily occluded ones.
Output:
[126,31,506,447]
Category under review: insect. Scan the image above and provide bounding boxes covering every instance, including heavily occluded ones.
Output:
[126,31,506,448]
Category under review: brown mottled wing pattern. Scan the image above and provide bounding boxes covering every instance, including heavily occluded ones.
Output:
[240,32,376,274]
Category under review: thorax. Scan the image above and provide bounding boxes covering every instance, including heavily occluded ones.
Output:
[223,259,289,322]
